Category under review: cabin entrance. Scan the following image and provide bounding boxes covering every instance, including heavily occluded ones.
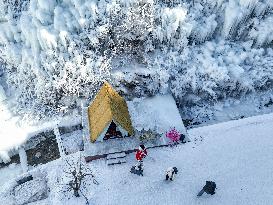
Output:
[103,121,122,140]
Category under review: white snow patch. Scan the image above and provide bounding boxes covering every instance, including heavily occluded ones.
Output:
[128,95,187,135]
[89,112,273,205]
[0,163,22,191]
[61,130,83,154]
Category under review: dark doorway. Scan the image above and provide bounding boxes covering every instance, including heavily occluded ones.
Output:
[103,121,122,140]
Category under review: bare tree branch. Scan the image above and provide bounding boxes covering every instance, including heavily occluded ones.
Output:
[60,155,99,199]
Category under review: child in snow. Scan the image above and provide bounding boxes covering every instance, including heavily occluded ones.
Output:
[131,145,147,174]
[135,144,147,168]
[165,167,178,181]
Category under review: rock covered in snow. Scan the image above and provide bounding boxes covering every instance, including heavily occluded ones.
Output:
[14,178,48,205]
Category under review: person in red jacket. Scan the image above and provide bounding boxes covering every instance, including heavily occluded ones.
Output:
[135,144,147,171]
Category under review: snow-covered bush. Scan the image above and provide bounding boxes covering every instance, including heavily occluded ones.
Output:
[166,127,180,145]
[152,4,192,51]
[249,16,273,47]
[108,0,154,56]
[1,0,30,21]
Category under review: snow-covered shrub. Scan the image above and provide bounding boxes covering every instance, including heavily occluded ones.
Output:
[166,127,180,145]
[1,0,30,20]
[190,14,218,44]
[249,16,273,47]
[139,129,157,143]
[152,4,192,51]
[108,0,154,51]
[112,68,169,99]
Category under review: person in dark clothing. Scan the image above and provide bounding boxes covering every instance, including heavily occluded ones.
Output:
[197,181,216,196]
[180,134,186,143]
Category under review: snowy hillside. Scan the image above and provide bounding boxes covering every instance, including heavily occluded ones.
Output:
[1,113,273,204]
[0,0,273,122]
[1,1,273,203]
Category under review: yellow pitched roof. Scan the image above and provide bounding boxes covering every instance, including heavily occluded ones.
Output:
[88,82,134,142]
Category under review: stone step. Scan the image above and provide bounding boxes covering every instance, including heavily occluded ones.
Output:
[106,152,126,160]
[107,157,126,166]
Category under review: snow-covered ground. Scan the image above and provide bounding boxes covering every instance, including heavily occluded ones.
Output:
[2,112,273,204]
[0,163,22,192]
[61,130,83,154]
[87,113,273,205]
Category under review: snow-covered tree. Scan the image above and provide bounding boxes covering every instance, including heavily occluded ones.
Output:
[60,156,99,204]
[1,0,273,122]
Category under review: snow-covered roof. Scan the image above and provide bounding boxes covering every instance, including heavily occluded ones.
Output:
[127,94,187,135]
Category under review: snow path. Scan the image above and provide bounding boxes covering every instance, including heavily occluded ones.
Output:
[90,113,273,205]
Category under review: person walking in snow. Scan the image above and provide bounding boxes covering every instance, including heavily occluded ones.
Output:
[165,167,178,181]
[197,181,217,196]
[130,145,147,176]
[135,144,147,170]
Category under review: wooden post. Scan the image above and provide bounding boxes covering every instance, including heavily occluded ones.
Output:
[54,125,65,158]
[19,147,28,173]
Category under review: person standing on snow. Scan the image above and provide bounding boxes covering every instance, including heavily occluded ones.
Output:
[197,181,217,196]
[135,144,147,170]
[165,167,178,181]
